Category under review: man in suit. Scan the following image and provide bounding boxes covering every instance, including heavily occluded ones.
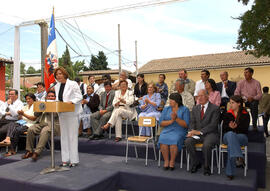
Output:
[216,71,236,110]
[90,81,115,140]
[21,91,60,161]
[185,89,220,176]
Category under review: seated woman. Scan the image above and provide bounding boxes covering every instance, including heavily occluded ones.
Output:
[103,80,137,142]
[138,83,161,136]
[204,78,221,106]
[0,93,37,156]
[222,95,250,180]
[79,85,100,137]
[158,93,190,170]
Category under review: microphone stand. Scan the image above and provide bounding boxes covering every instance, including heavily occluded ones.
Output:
[40,82,70,174]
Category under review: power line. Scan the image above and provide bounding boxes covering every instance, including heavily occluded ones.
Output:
[60,21,84,55]
[0,26,13,36]
[73,18,92,56]
[55,27,82,56]
[19,0,187,26]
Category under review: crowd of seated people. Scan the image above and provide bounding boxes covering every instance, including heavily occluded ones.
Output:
[0,66,268,179]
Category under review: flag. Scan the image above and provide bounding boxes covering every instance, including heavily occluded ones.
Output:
[44,11,58,90]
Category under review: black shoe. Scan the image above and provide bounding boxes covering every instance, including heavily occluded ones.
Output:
[203,167,211,176]
[227,175,234,180]
[163,166,169,171]
[236,157,245,168]
[169,166,175,171]
[191,163,202,173]
[89,134,99,140]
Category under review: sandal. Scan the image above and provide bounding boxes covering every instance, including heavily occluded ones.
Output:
[4,151,16,157]
[60,162,69,167]
[115,137,122,142]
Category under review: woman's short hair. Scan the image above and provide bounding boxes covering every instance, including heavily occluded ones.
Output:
[147,82,157,93]
[54,67,69,79]
[169,93,183,107]
[159,74,166,80]
[206,78,217,91]
[119,80,128,86]
[25,93,36,101]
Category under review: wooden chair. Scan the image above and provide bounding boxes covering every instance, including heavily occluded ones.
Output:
[125,117,157,166]
[218,121,248,176]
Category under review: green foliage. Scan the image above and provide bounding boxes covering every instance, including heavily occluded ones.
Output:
[26,66,36,74]
[236,0,270,57]
[58,46,89,79]
[20,62,26,74]
[238,0,249,5]
[89,51,110,70]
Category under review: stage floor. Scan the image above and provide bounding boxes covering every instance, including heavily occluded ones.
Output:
[0,151,257,191]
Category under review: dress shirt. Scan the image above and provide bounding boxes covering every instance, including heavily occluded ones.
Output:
[194,80,205,96]
[234,78,262,100]
[179,91,195,111]
[1,99,24,120]
[201,101,209,114]
[221,81,229,98]
[208,91,221,106]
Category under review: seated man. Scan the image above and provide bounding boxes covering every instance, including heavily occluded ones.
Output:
[90,81,115,140]
[21,91,60,161]
[185,89,220,176]
[0,89,23,134]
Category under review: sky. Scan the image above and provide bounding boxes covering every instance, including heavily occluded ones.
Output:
[0,0,253,72]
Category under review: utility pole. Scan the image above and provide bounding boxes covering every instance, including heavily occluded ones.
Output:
[38,21,48,82]
[135,40,138,79]
[118,24,121,75]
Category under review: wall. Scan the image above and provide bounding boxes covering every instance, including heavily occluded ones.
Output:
[0,64,5,101]
[143,65,270,93]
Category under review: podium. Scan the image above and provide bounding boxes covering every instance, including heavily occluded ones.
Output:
[33,101,75,174]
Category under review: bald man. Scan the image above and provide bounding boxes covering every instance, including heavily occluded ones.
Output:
[216,71,236,110]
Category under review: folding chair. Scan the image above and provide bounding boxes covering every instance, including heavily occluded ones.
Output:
[186,143,218,174]
[109,118,135,139]
[218,121,248,176]
[125,117,157,166]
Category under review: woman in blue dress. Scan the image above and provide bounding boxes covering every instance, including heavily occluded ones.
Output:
[158,93,190,170]
[138,83,161,136]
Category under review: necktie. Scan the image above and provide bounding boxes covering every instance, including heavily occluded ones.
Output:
[201,105,205,120]
[105,93,110,108]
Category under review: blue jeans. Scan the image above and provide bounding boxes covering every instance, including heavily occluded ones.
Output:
[223,131,248,176]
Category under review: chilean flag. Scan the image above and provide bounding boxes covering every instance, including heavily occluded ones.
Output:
[44,12,58,90]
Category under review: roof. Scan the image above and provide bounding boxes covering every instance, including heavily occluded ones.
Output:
[0,57,13,64]
[79,69,132,76]
[139,51,270,74]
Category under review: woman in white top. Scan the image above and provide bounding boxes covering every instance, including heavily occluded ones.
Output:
[103,80,137,142]
[54,67,82,167]
[0,93,37,156]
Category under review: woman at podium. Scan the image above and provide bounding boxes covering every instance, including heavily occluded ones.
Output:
[54,67,83,167]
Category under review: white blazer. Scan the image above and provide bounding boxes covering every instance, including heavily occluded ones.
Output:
[55,78,83,115]
[112,89,137,120]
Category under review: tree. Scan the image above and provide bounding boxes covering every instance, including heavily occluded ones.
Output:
[73,60,88,74]
[26,66,36,74]
[236,0,270,57]
[58,46,89,79]
[58,45,74,79]
[20,62,26,74]
[89,51,110,70]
